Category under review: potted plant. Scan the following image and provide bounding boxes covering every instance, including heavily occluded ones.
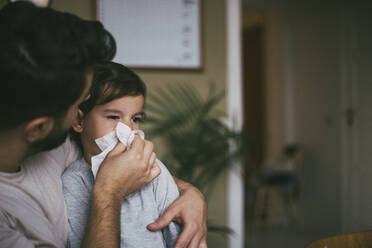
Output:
[144,82,244,235]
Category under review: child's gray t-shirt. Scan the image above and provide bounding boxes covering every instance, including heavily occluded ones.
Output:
[62,158,181,248]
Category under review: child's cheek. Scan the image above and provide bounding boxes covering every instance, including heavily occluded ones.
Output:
[134,124,140,130]
[95,117,116,137]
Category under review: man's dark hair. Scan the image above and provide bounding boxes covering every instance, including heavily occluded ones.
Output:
[0,2,116,130]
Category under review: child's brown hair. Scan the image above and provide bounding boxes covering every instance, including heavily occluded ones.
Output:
[70,61,146,146]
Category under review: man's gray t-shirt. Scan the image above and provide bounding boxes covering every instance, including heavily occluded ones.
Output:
[62,158,180,248]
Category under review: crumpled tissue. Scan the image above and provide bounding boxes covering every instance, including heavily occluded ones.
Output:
[91,122,145,178]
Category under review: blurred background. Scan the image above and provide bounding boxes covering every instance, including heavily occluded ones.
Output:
[3,0,372,247]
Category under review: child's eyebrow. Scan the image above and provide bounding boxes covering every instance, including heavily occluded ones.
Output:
[134,111,145,116]
[103,109,123,114]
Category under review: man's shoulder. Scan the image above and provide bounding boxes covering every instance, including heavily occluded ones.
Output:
[0,184,52,228]
[22,136,81,175]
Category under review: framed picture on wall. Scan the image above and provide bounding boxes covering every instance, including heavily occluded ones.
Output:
[97,0,202,70]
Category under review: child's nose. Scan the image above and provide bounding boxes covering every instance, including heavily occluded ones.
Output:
[121,120,134,130]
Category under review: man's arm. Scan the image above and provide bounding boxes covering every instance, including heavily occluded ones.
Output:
[81,189,122,248]
[0,223,35,248]
[0,209,58,248]
[81,137,160,248]
[148,176,208,248]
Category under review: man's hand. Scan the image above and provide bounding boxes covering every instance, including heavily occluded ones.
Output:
[147,178,208,248]
[95,136,160,199]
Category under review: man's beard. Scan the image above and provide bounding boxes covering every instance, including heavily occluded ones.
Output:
[30,122,69,153]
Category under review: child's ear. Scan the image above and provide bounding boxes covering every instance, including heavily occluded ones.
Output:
[72,110,85,133]
[24,117,54,143]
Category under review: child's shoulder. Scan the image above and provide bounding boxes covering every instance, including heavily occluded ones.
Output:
[152,159,178,189]
[155,159,169,173]
[62,157,90,178]
[154,159,173,179]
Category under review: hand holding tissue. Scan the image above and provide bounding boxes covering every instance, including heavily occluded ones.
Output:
[91,122,145,178]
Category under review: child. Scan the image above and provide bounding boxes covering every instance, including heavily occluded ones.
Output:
[62,62,180,248]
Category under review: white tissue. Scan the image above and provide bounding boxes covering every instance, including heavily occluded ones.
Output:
[91,122,145,178]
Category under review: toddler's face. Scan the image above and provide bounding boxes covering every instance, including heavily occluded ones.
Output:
[80,95,145,158]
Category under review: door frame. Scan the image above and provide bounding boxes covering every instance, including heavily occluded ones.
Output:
[227,0,244,247]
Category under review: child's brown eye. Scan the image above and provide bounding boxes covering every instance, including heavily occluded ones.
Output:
[107,115,120,120]
[131,117,144,123]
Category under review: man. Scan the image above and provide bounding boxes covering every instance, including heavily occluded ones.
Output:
[0,2,207,247]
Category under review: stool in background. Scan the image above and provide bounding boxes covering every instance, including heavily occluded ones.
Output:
[250,144,302,226]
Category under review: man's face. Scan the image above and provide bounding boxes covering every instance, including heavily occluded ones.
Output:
[30,73,92,152]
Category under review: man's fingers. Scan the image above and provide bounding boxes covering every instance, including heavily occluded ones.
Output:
[149,164,161,180]
[173,224,195,248]
[142,140,154,161]
[199,237,207,248]
[187,232,204,248]
[149,152,156,167]
[147,205,178,231]
[130,135,144,150]
[107,142,127,157]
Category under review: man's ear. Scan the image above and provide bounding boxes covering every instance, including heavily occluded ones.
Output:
[72,110,85,133]
[24,117,54,143]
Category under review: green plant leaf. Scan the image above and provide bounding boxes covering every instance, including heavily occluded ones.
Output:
[144,82,244,198]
